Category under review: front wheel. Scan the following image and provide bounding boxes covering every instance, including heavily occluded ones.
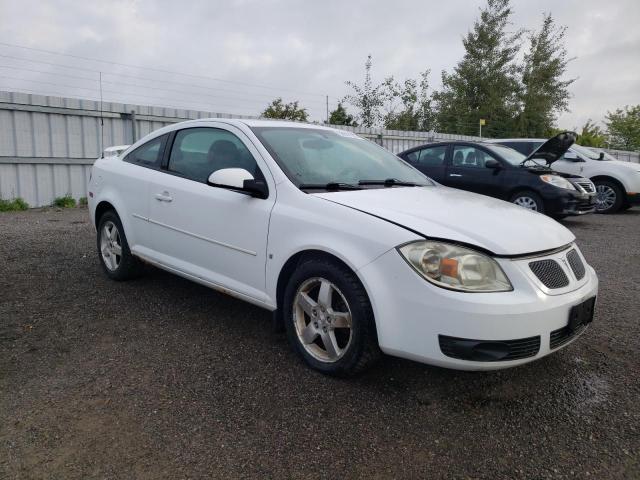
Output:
[283,257,380,376]
[594,180,623,213]
[97,210,143,280]
[510,191,545,214]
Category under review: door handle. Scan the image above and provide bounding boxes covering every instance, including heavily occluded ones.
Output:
[449,173,462,177]
[154,192,173,202]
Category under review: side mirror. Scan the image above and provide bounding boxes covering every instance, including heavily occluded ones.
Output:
[485,159,501,169]
[207,168,268,199]
[562,151,581,161]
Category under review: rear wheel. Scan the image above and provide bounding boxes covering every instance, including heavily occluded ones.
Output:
[510,191,545,214]
[97,210,143,280]
[594,180,624,213]
[283,257,380,376]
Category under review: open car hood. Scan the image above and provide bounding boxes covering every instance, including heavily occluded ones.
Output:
[525,131,577,165]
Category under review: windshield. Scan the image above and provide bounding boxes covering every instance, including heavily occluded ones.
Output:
[571,144,601,160]
[251,127,432,187]
[484,144,527,166]
[587,148,614,161]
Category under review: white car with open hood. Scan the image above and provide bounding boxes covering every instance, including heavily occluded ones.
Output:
[88,120,598,375]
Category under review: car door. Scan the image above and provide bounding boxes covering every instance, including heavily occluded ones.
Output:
[444,144,507,198]
[144,124,275,305]
[550,149,587,177]
[403,144,449,183]
[113,134,168,249]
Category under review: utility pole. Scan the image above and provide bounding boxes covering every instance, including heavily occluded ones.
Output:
[326,95,329,125]
[99,71,104,155]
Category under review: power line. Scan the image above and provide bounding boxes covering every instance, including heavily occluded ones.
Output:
[0,85,255,117]
[0,72,339,110]
[0,56,341,106]
[0,41,342,99]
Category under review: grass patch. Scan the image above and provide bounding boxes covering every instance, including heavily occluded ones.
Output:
[0,197,29,212]
[53,194,76,208]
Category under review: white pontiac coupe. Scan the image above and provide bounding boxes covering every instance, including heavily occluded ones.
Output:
[88,120,598,375]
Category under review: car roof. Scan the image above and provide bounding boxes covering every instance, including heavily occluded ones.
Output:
[398,140,501,154]
[485,138,546,143]
[170,118,338,131]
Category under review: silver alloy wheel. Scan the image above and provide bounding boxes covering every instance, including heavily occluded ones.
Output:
[513,196,538,211]
[595,184,616,211]
[100,220,123,271]
[293,277,353,363]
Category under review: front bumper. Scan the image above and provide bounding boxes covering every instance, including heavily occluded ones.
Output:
[545,189,596,216]
[626,192,640,206]
[358,245,599,371]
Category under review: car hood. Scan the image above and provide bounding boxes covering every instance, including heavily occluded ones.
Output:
[606,159,640,171]
[526,131,577,165]
[314,186,575,256]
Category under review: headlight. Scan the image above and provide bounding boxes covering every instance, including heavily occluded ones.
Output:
[540,174,576,190]
[397,241,512,292]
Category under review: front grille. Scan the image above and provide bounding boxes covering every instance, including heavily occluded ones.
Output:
[439,335,541,362]
[529,259,569,289]
[574,180,595,193]
[566,249,586,280]
[550,323,587,349]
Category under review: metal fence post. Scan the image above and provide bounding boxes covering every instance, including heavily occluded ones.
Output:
[130,110,137,143]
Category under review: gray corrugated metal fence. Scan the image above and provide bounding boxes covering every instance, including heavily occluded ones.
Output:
[1,90,638,207]
[0,91,255,207]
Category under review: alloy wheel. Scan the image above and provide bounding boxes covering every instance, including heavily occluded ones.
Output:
[513,196,538,211]
[100,220,122,271]
[595,184,616,211]
[293,277,353,363]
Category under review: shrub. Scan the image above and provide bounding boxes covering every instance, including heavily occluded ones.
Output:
[0,197,29,212]
[53,194,76,208]
[78,197,88,207]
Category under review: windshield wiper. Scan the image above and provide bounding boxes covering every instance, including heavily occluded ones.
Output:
[358,178,420,187]
[298,182,362,191]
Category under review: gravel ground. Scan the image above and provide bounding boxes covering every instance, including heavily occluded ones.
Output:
[1,207,639,479]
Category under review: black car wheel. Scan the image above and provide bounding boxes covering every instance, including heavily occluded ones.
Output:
[594,180,623,213]
[510,191,545,213]
[283,256,380,376]
[97,210,144,280]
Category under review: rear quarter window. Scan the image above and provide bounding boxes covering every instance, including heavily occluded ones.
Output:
[124,135,167,168]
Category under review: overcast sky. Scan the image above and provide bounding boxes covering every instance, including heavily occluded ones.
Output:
[0,0,638,130]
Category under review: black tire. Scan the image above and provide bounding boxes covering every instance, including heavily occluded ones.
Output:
[621,203,632,211]
[96,210,143,281]
[510,190,545,214]
[283,257,380,376]
[594,180,624,214]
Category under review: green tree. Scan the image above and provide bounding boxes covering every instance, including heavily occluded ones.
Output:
[516,13,575,137]
[383,71,435,131]
[344,55,390,127]
[605,105,640,150]
[433,0,523,137]
[384,77,420,130]
[577,120,606,147]
[261,98,308,121]
[328,103,358,126]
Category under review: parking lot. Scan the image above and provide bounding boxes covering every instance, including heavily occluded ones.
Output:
[1,207,639,479]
